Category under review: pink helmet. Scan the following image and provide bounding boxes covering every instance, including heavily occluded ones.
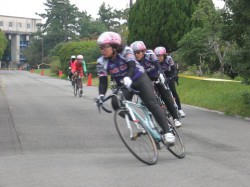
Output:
[130,41,146,51]
[97,32,122,45]
[154,47,167,56]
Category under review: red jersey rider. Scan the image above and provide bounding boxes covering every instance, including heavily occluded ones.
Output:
[72,55,84,95]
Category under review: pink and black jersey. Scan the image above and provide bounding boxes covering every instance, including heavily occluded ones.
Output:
[96,46,144,85]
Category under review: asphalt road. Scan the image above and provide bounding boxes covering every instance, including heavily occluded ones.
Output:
[0,70,250,187]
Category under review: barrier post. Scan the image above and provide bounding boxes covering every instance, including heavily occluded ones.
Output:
[87,73,92,86]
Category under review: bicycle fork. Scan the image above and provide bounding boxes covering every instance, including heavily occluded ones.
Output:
[124,106,142,140]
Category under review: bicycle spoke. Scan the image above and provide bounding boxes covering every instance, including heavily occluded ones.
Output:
[167,122,185,158]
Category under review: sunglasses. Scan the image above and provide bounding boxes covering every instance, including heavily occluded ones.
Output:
[134,51,143,55]
[100,45,112,50]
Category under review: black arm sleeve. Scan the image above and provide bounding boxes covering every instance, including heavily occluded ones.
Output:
[126,60,136,78]
[154,60,164,74]
[99,76,108,95]
[171,65,178,77]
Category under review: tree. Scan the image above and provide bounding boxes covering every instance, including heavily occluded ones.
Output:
[128,0,199,50]
[36,0,80,50]
[0,30,7,60]
[98,2,127,32]
[78,11,106,39]
[177,0,233,76]
[222,0,250,84]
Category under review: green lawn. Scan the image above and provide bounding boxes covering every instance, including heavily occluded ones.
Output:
[176,77,250,118]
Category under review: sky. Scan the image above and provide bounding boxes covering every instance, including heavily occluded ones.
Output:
[0,0,225,20]
[0,0,131,19]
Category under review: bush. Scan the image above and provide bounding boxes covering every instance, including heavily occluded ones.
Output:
[242,91,250,105]
[87,61,98,77]
[49,40,100,74]
[50,56,61,74]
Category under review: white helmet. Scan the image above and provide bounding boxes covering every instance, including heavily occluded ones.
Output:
[71,55,76,59]
[76,55,83,60]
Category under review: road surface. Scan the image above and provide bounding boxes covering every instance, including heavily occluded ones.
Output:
[0,70,249,187]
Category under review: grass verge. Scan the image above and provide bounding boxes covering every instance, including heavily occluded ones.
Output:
[176,77,250,118]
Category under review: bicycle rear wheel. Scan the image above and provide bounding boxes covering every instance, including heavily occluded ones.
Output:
[114,109,158,165]
[166,118,185,158]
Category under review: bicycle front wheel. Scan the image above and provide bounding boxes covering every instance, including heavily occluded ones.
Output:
[167,119,185,158]
[114,109,158,165]
[73,85,78,97]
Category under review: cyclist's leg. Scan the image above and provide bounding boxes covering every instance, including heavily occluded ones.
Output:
[132,73,171,134]
[168,79,181,110]
[157,84,179,120]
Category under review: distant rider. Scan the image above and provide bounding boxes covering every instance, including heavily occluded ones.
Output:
[72,55,84,95]
[154,46,185,118]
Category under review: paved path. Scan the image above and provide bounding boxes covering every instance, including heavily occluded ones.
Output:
[0,70,249,187]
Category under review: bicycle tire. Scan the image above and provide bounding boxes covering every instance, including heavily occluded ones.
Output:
[73,84,78,96]
[166,118,185,158]
[79,89,82,97]
[114,109,158,165]
[73,85,77,96]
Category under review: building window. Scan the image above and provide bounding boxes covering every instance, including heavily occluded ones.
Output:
[18,22,22,28]
[9,22,13,27]
[27,23,31,29]
[0,21,3,26]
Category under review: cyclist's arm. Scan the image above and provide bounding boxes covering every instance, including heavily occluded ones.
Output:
[82,61,87,75]
[154,60,164,74]
[99,76,108,95]
[97,57,108,95]
[126,60,136,78]
[168,56,178,78]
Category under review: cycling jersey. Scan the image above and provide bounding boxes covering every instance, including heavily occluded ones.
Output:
[74,60,84,78]
[138,50,162,79]
[69,60,76,73]
[160,56,176,78]
[97,46,144,85]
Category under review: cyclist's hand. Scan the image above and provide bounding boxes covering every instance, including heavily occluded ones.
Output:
[123,77,132,88]
[159,73,165,84]
[96,94,104,105]
[110,81,114,86]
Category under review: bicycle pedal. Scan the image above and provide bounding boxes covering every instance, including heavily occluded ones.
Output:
[165,142,175,148]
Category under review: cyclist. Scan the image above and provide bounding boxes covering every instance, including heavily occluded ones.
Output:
[130,41,182,127]
[68,55,76,85]
[96,31,175,143]
[72,55,84,95]
[154,46,185,118]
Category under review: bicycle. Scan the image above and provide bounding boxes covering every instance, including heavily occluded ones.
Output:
[153,79,181,124]
[95,84,185,165]
[72,73,82,97]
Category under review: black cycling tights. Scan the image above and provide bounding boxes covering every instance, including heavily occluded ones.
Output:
[168,79,181,110]
[111,73,170,133]
[155,83,179,120]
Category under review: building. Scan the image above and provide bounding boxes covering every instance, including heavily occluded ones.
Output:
[0,15,41,68]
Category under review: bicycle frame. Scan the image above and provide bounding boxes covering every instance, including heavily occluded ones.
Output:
[96,84,186,161]
[122,99,162,142]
